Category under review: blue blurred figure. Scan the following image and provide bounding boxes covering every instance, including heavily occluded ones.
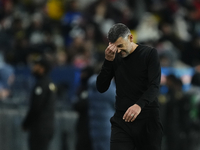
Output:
[88,63,115,150]
[0,52,15,100]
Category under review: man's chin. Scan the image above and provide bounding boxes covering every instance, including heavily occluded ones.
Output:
[120,54,128,58]
[119,52,128,58]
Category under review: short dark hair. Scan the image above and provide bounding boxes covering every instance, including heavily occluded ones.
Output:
[107,23,131,43]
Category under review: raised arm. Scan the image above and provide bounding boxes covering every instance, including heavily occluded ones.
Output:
[96,43,117,93]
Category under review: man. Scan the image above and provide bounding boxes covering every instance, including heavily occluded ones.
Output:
[96,23,163,150]
[22,56,56,150]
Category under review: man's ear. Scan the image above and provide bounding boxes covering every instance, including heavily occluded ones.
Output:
[129,34,133,42]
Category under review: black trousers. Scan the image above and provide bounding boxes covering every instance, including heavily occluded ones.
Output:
[28,131,53,150]
[110,112,163,150]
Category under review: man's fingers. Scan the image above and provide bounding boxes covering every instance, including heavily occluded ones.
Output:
[123,110,128,121]
[123,110,132,122]
[127,112,136,122]
[130,114,137,122]
[123,104,141,122]
[105,44,117,61]
[106,44,117,53]
[107,43,114,49]
[123,109,138,122]
[123,113,137,122]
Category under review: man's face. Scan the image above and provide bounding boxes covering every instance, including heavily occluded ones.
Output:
[113,35,133,58]
[31,64,44,77]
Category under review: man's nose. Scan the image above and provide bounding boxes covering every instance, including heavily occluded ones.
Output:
[117,49,121,53]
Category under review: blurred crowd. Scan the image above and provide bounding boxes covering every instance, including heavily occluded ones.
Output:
[0,0,200,98]
[1,0,200,150]
[1,0,200,66]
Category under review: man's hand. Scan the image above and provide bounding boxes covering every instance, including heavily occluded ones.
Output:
[123,104,141,122]
[105,43,117,61]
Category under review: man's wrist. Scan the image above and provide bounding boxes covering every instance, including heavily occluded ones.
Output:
[135,100,145,109]
[103,59,113,67]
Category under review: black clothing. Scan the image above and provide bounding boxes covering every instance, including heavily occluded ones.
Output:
[164,89,182,150]
[96,44,163,150]
[110,112,163,150]
[96,44,161,119]
[28,132,53,150]
[74,97,92,150]
[22,75,56,150]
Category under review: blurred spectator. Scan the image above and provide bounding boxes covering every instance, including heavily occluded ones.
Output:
[22,56,56,150]
[164,73,200,150]
[84,0,121,42]
[55,49,69,66]
[156,40,185,68]
[73,66,94,150]
[0,16,12,52]
[111,0,137,27]
[72,46,92,69]
[27,12,46,45]
[191,64,200,86]
[52,26,65,49]
[136,12,160,43]
[164,74,184,150]
[88,62,115,150]
[0,52,15,100]
[61,0,84,46]
[46,0,65,20]
[178,68,200,150]
[182,35,200,66]
[158,21,183,51]
[8,37,29,66]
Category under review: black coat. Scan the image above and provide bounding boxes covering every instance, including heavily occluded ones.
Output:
[22,75,56,135]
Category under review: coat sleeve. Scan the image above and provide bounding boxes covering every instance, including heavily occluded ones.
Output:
[135,48,161,109]
[96,59,115,93]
